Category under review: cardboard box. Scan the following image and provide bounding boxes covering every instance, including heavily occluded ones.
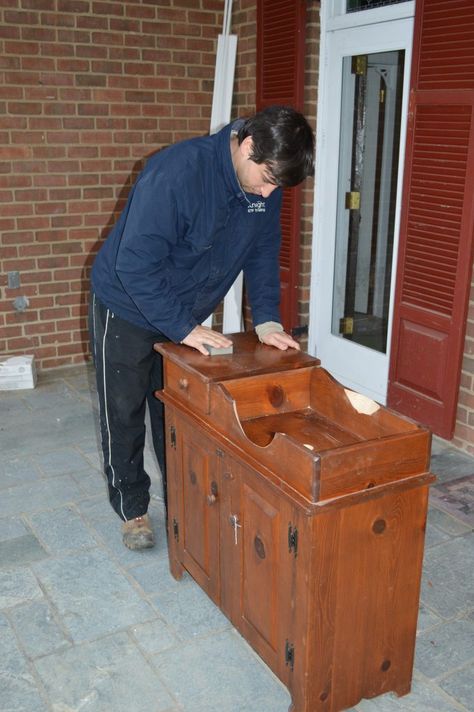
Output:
[0,355,37,390]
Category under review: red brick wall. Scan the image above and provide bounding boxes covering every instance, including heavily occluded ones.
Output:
[452,263,474,453]
[231,0,257,117]
[0,0,222,369]
[231,0,319,342]
[0,0,317,370]
[298,0,319,351]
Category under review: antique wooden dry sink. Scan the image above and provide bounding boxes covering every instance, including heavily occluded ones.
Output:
[155,333,434,712]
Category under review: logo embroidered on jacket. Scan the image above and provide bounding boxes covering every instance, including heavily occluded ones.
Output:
[247,200,266,214]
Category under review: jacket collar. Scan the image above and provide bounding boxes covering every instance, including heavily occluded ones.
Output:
[217,120,250,206]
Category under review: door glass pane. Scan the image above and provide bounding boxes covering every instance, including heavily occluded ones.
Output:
[332,50,405,353]
[347,0,410,12]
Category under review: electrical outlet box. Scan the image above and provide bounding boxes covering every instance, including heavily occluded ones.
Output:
[7,271,20,289]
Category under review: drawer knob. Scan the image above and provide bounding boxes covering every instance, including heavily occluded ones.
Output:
[372,518,386,534]
[178,377,189,391]
[269,385,284,408]
[207,480,218,505]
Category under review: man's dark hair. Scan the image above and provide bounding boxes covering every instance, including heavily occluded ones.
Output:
[237,105,315,188]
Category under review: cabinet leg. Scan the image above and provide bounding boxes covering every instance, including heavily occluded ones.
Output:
[288,698,311,712]
[169,555,185,581]
[393,680,412,698]
[287,693,312,712]
[287,689,332,712]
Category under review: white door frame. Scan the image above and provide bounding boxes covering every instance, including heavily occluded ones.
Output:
[308,0,415,404]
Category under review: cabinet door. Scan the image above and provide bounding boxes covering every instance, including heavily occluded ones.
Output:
[219,456,299,683]
[176,418,220,602]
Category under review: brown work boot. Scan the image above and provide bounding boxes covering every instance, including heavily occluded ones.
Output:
[122,514,155,550]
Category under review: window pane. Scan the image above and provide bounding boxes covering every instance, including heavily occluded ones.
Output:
[347,0,410,12]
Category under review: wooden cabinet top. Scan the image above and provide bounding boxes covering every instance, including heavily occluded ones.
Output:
[155,331,319,382]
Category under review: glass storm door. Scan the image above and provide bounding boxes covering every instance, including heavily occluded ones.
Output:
[309,14,414,403]
[333,50,404,353]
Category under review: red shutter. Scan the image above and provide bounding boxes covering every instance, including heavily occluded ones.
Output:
[256,0,306,332]
[387,0,474,438]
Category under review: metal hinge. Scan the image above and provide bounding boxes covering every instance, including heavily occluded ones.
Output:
[172,517,179,542]
[170,425,176,449]
[288,524,298,557]
[285,640,295,671]
[352,54,367,76]
[345,190,360,210]
[339,316,354,335]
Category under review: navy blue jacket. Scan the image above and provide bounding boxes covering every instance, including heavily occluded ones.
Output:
[91,121,282,343]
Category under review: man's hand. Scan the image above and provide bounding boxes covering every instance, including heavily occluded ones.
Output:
[260,330,300,351]
[181,325,233,356]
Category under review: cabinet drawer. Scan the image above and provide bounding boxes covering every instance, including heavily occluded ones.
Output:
[165,360,211,413]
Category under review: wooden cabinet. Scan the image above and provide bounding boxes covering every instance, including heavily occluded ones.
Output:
[156,333,434,712]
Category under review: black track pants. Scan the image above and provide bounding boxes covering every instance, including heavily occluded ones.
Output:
[89,293,169,521]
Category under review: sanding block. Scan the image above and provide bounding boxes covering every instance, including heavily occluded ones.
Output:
[203,343,234,356]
